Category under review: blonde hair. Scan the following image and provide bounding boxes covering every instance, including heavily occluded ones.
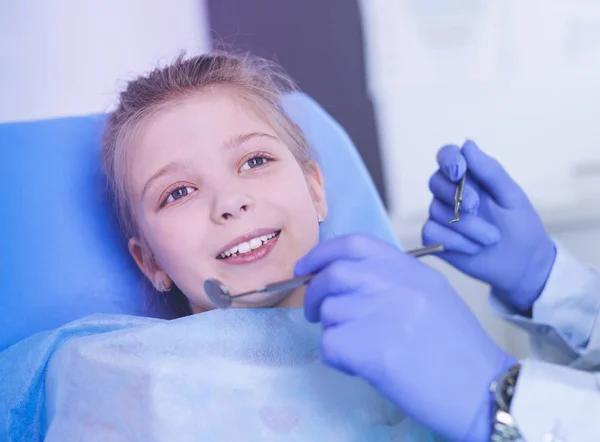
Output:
[101,51,312,238]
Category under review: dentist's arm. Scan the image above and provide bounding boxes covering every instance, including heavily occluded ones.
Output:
[297,234,600,442]
[296,234,515,442]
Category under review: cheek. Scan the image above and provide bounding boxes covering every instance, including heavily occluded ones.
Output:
[276,171,320,246]
[140,208,211,273]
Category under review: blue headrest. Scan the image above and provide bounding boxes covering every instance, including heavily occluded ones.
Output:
[0,92,397,351]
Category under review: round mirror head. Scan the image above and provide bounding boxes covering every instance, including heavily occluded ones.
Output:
[204,279,232,309]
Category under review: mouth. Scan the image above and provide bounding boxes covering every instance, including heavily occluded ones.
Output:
[216,229,282,264]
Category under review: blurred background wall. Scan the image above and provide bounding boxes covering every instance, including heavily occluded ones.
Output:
[0,0,210,122]
[2,0,600,358]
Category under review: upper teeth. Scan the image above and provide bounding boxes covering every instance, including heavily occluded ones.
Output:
[219,232,278,259]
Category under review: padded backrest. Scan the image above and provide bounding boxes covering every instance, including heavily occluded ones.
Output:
[0,92,397,351]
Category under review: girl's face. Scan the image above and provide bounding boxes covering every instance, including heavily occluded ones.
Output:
[126,89,327,313]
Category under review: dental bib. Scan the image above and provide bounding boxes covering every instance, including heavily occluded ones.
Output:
[1,309,443,441]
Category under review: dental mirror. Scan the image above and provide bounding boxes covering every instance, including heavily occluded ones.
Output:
[204,243,445,309]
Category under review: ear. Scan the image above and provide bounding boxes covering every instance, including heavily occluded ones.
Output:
[304,160,328,220]
[128,237,172,292]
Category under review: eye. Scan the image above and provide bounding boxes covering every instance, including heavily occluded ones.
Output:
[164,186,196,205]
[240,155,271,171]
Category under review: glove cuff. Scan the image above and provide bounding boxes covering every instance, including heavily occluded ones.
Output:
[498,239,557,313]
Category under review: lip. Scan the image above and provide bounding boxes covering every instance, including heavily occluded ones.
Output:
[218,232,281,266]
[216,227,281,257]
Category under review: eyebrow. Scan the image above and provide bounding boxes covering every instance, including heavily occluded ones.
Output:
[141,160,189,199]
[141,132,278,199]
[222,132,278,150]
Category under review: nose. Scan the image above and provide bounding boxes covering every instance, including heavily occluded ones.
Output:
[210,186,255,223]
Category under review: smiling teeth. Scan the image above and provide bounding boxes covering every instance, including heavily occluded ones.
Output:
[219,232,279,259]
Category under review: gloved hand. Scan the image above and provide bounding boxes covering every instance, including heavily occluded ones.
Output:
[295,234,516,442]
[422,140,556,312]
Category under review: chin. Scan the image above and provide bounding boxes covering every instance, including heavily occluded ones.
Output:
[274,288,305,308]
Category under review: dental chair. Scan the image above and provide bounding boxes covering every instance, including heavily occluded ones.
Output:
[0,91,398,352]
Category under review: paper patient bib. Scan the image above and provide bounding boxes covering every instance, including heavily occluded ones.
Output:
[42,309,442,441]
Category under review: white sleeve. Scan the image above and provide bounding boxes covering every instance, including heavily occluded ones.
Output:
[491,242,600,363]
[512,359,600,442]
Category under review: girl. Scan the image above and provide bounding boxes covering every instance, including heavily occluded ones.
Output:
[94,51,444,441]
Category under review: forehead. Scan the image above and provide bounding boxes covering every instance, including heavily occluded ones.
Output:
[135,89,277,154]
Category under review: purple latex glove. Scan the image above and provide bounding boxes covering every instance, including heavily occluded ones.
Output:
[296,234,515,442]
[422,140,556,312]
